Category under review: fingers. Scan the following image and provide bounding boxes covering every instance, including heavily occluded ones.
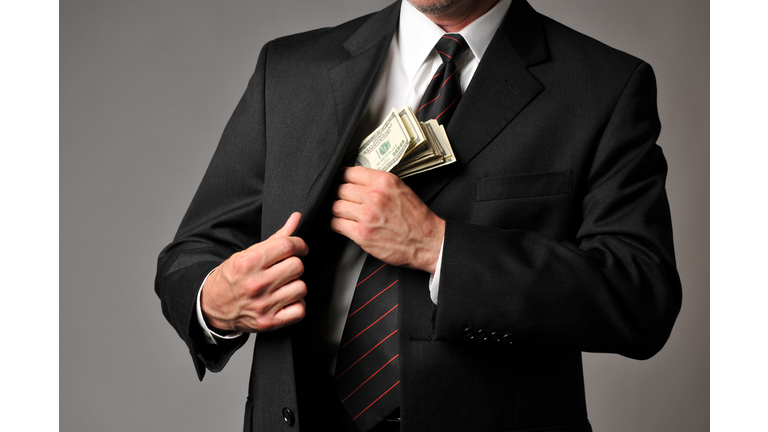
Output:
[234,297,307,333]
[204,212,310,333]
[339,166,377,185]
[332,167,395,244]
[220,267,308,333]
[335,168,400,218]
[336,182,365,203]
[252,280,307,332]
[242,212,308,269]
[331,197,361,222]
[265,278,308,312]
[241,236,308,272]
[271,298,307,329]
[259,255,305,295]
[338,167,402,201]
[330,215,358,240]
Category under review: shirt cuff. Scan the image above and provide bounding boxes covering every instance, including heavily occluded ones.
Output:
[427,236,445,305]
[196,267,244,345]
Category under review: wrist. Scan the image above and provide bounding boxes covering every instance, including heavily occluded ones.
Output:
[200,268,236,332]
[419,216,445,274]
[205,320,236,336]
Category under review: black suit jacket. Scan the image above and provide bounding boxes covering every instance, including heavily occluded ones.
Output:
[156,1,682,431]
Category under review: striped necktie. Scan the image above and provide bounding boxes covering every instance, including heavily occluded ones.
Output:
[334,258,400,431]
[333,34,468,431]
[416,33,468,125]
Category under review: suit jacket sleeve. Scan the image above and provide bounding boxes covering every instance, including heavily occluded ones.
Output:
[433,62,682,360]
[154,44,272,380]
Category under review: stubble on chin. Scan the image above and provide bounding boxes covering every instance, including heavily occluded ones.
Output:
[406,0,458,15]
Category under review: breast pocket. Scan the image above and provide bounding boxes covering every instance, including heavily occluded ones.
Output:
[476,170,573,201]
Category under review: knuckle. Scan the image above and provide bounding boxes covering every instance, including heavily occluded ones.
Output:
[337,184,349,199]
[383,173,398,188]
[289,299,307,322]
[360,205,379,225]
[243,275,268,298]
[357,224,373,242]
[295,302,307,321]
[275,237,293,255]
[257,317,278,332]
[369,176,385,191]
[368,191,387,207]
[295,238,308,255]
[330,217,341,233]
[331,200,343,216]
[294,280,308,298]
[230,252,250,274]
[247,289,267,309]
[373,172,396,189]
[287,256,305,276]
[241,249,267,272]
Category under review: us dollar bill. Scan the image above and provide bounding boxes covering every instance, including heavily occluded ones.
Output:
[355,108,410,172]
[356,105,456,178]
[398,106,425,150]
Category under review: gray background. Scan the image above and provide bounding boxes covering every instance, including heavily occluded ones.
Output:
[60,0,709,431]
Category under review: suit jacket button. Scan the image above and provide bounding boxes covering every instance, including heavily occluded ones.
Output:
[476,329,489,341]
[490,331,502,343]
[502,333,515,345]
[282,407,295,425]
[462,327,476,340]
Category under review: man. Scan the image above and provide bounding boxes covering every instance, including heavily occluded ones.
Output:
[155,0,682,431]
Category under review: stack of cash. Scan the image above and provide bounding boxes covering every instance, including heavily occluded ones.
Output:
[353,106,456,178]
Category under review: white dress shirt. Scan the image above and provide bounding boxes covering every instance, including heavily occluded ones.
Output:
[197,0,513,348]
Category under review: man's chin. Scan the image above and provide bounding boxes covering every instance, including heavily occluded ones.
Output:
[406,0,459,15]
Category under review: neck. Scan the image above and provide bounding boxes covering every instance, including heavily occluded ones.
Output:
[410,0,500,33]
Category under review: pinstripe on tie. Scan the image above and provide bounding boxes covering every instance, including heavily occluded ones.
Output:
[334,258,400,431]
[416,33,468,125]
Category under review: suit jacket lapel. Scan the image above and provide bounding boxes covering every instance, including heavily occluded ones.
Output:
[299,2,400,234]
[255,5,400,414]
[406,0,549,204]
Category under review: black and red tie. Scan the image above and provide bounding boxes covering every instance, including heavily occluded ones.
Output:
[416,33,468,125]
[334,258,400,431]
[333,34,467,431]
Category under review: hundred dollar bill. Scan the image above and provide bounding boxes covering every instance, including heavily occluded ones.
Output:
[398,106,425,150]
[355,108,410,172]
[356,105,457,178]
[392,120,456,178]
[424,120,456,165]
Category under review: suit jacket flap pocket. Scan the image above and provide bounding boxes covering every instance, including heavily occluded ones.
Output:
[476,170,572,201]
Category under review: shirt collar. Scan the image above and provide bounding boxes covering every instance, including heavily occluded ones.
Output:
[398,0,513,81]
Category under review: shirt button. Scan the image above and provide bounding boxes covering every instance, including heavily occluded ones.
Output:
[282,407,295,425]
[476,329,489,341]
[462,327,476,340]
[502,333,515,345]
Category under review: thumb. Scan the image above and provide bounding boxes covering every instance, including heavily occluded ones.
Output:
[268,212,302,239]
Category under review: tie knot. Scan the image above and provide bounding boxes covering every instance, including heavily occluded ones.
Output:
[435,34,467,64]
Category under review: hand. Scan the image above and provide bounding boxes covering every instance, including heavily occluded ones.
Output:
[201,212,309,333]
[331,166,445,273]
